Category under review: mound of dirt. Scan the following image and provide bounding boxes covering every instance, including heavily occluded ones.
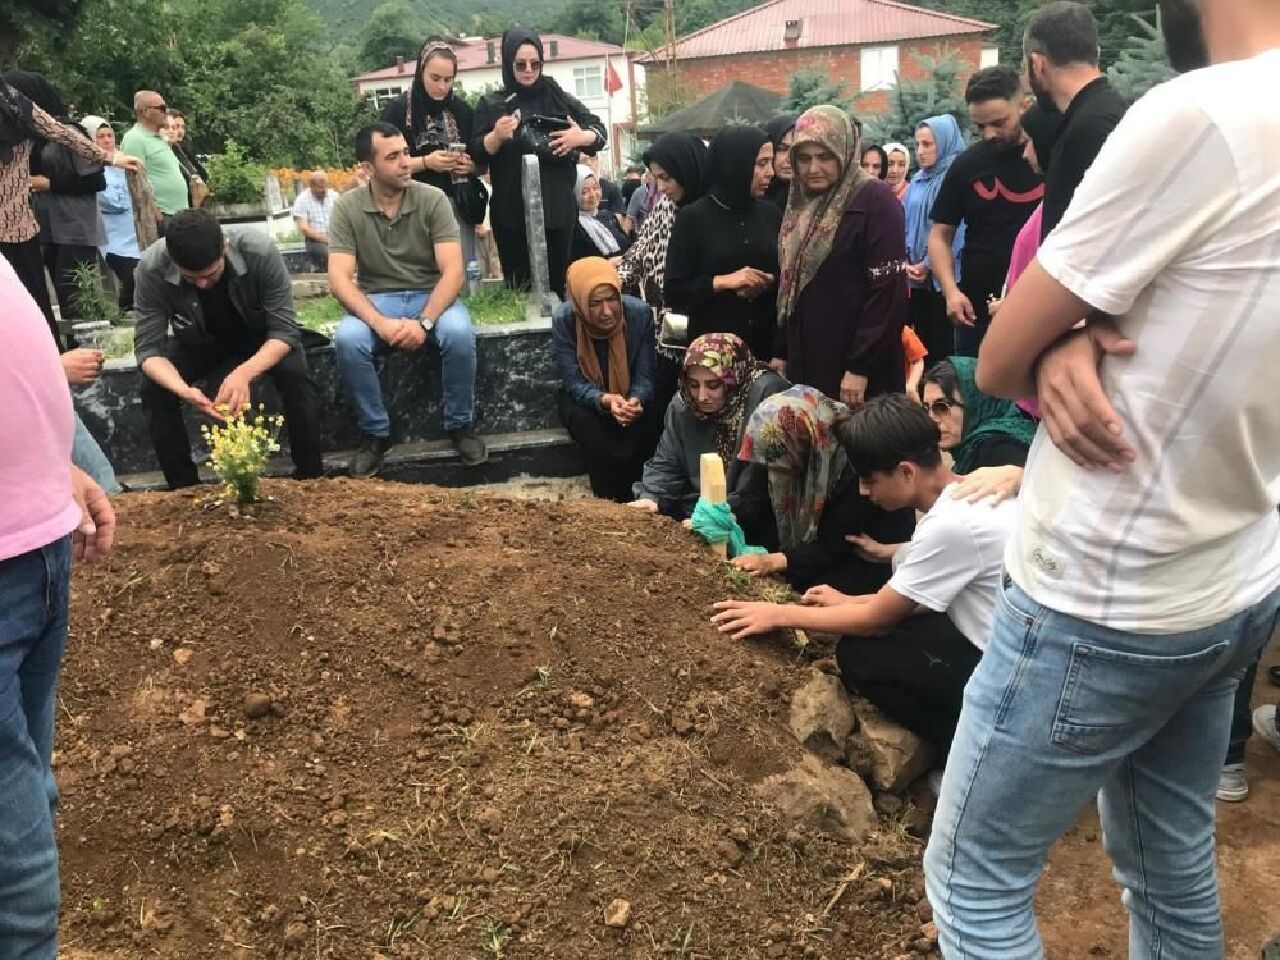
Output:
[58,480,936,959]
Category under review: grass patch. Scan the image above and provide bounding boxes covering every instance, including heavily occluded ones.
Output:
[297,295,344,335]
[464,285,529,326]
[295,287,529,337]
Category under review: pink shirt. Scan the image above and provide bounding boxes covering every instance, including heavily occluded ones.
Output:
[0,254,79,561]
[1006,204,1044,421]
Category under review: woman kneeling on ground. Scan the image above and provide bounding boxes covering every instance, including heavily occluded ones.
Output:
[629,333,787,536]
[850,356,1038,566]
[729,385,915,595]
[552,257,659,502]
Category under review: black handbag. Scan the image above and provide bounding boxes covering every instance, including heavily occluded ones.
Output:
[453,175,488,226]
[518,113,577,167]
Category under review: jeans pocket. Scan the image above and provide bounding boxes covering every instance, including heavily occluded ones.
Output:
[1051,639,1229,755]
[996,575,1041,627]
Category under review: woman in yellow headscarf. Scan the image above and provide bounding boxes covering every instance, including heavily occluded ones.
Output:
[551,257,661,501]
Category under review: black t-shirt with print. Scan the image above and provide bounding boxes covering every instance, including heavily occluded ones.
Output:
[930,138,1043,299]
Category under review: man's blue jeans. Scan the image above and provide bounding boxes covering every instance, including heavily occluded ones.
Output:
[0,537,71,960]
[925,579,1280,959]
[331,291,476,437]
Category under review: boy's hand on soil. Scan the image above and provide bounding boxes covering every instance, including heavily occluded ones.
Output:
[802,585,851,607]
[710,600,785,641]
[627,498,659,513]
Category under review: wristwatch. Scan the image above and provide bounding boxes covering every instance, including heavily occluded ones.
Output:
[419,316,436,334]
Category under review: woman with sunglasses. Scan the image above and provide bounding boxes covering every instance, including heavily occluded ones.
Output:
[382,37,480,268]
[472,27,607,300]
[846,357,1036,566]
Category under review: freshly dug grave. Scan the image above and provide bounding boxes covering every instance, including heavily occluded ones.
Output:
[59,480,936,959]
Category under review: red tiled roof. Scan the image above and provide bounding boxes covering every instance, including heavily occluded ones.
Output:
[641,0,994,62]
[352,34,628,82]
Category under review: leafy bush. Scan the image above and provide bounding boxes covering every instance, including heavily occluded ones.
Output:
[207,140,267,206]
[70,262,122,326]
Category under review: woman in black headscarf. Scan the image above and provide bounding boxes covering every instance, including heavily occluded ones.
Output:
[761,114,795,212]
[663,125,781,362]
[5,70,107,337]
[472,27,607,300]
[616,131,708,414]
[382,37,480,268]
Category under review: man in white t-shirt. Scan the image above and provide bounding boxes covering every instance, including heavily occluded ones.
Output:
[712,395,1015,752]
[924,2,1280,956]
[292,170,338,272]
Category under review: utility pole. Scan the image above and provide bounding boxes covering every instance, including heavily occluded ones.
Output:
[663,0,676,69]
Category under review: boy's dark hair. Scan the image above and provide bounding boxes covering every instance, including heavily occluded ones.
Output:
[355,121,404,163]
[164,209,224,271]
[166,107,185,119]
[965,64,1021,104]
[836,394,943,477]
[1024,1,1100,68]
[917,359,961,403]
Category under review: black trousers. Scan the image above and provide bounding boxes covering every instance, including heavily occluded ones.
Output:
[557,391,662,503]
[104,253,138,311]
[141,338,325,489]
[836,611,982,751]
[42,241,99,327]
[1,238,61,348]
[492,219,571,300]
[909,286,952,372]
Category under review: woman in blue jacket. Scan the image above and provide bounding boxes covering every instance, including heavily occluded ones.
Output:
[551,257,660,501]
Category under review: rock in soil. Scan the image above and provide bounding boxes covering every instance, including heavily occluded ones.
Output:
[603,898,632,928]
[756,753,877,841]
[847,697,935,793]
[788,671,856,763]
[58,480,928,959]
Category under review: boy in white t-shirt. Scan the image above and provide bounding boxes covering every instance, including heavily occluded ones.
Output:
[712,395,1015,751]
[925,2,1280,956]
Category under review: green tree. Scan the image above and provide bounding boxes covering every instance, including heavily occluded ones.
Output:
[781,66,851,114]
[552,0,625,45]
[862,53,968,148]
[356,0,427,72]
[1105,8,1175,100]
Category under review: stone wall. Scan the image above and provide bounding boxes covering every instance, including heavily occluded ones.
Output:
[78,321,564,476]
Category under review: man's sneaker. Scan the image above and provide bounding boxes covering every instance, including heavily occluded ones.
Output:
[1253,704,1280,754]
[349,435,392,478]
[1216,762,1249,802]
[448,427,488,466]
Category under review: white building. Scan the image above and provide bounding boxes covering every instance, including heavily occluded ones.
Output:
[351,35,645,174]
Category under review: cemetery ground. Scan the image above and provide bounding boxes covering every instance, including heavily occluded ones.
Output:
[55,481,1280,959]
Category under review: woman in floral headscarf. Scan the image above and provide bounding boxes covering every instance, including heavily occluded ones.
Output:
[728,385,915,594]
[776,105,908,407]
[629,332,786,530]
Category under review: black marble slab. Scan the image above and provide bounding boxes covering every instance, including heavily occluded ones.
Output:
[76,320,563,477]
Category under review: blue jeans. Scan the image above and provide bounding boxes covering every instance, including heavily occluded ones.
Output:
[0,537,71,960]
[925,579,1280,959]
[331,291,476,436]
[71,412,121,495]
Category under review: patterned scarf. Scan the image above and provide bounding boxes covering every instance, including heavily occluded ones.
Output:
[776,105,871,327]
[680,332,770,465]
[739,385,849,550]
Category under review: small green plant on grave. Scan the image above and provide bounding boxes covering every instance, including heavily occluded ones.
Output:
[206,139,267,206]
[69,262,123,327]
[200,404,284,505]
[481,919,511,958]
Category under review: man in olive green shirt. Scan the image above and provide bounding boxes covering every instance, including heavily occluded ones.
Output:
[328,121,484,475]
[120,90,189,225]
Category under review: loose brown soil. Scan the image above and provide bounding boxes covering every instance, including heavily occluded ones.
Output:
[56,480,1280,958]
[58,481,935,959]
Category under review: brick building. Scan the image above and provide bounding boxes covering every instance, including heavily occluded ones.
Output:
[642,0,997,116]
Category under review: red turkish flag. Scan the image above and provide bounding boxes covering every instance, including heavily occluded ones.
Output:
[605,60,623,94]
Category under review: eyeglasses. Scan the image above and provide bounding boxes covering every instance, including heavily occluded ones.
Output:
[925,398,962,418]
[513,59,542,72]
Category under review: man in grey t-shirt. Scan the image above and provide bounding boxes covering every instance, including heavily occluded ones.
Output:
[328,122,485,475]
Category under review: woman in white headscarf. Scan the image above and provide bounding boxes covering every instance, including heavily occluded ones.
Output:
[884,141,911,203]
[569,163,631,265]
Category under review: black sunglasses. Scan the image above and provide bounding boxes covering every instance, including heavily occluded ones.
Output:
[513,59,542,71]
